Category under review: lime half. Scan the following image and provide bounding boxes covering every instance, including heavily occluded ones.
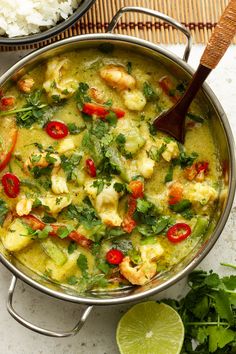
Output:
[116,301,184,354]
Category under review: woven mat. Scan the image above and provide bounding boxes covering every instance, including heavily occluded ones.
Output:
[1,0,234,52]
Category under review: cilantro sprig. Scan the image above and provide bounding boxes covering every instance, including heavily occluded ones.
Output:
[164,269,236,353]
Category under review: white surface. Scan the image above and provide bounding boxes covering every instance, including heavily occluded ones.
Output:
[0,45,235,354]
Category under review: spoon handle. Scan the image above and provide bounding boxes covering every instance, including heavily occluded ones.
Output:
[201,0,236,69]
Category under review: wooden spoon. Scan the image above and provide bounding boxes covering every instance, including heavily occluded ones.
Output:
[154,0,236,143]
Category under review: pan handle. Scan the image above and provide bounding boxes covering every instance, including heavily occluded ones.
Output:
[7,276,93,337]
[107,6,192,62]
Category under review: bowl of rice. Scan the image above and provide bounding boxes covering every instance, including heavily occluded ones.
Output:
[0,0,95,45]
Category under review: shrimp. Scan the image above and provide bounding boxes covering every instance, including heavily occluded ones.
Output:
[89,87,105,103]
[24,151,61,172]
[119,244,164,285]
[119,257,157,285]
[100,65,136,91]
[17,77,35,93]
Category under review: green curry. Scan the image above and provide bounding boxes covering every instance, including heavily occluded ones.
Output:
[0,48,221,291]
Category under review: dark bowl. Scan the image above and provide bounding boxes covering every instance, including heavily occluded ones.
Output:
[0,0,96,46]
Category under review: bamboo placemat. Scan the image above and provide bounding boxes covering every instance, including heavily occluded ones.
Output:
[1,0,234,52]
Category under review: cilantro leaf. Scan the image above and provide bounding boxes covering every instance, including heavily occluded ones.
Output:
[77,254,88,275]
[222,275,236,290]
[16,90,48,128]
[214,290,234,325]
[63,201,101,229]
[68,241,77,254]
[67,276,78,285]
[0,199,9,226]
[57,225,74,239]
[37,225,53,239]
[61,153,82,180]
[75,82,91,110]
[174,149,198,168]
[143,82,158,101]
[170,199,192,213]
[113,182,126,193]
[67,122,85,135]
[92,179,105,195]
[127,61,132,74]
[136,199,152,213]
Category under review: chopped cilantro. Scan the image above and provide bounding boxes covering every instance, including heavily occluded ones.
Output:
[0,199,9,226]
[169,199,192,213]
[57,225,74,239]
[61,153,82,180]
[77,254,88,275]
[67,122,85,135]
[75,82,91,110]
[174,147,198,168]
[32,198,42,208]
[104,99,113,107]
[187,112,205,123]
[92,179,105,195]
[149,144,166,162]
[164,164,174,183]
[45,152,57,164]
[116,133,126,145]
[97,262,110,274]
[42,214,57,223]
[15,90,48,128]
[62,200,101,229]
[113,182,126,193]
[37,225,53,239]
[127,61,132,74]
[68,241,77,254]
[143,82,158,101]
[136,199,152,213]
[106,111,118,126]
[67,276,78,285]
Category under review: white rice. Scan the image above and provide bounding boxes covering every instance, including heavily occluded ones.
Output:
[0,0,81,37]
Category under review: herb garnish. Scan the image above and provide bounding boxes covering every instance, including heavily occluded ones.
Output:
[165,269,236,353]
[0,199,9,226]
[75,82,91,110]
[143,82,158,101]
[15,90,48,128]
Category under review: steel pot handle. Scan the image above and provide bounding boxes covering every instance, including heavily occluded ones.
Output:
[7,276,93,337]
[107,6,192,62]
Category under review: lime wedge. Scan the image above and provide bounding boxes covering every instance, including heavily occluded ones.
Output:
[116,301,184,354]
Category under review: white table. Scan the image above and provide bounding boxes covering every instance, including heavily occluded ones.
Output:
[0,45,235,354]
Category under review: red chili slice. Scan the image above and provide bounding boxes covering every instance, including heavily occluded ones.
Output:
[85,158,96,177]
[106,249,124,265]
[45,121,68,140]
[167,223,191,243]
[82,103,125,119]
[2,173,20,198]
[196,161,209,173]
[128,180,144,199]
